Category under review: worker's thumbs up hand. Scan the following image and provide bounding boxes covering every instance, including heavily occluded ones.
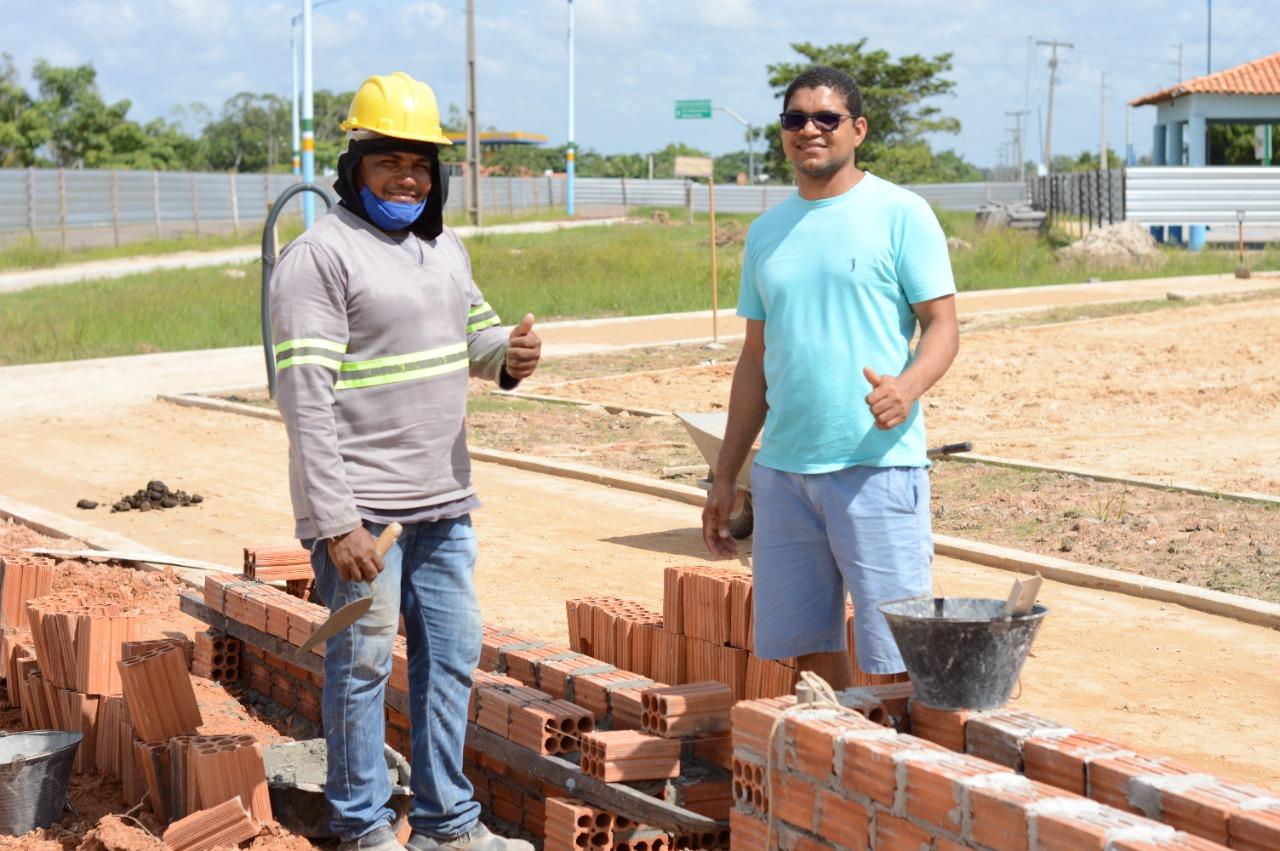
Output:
[505,313,541,380]
[863,365,911,430]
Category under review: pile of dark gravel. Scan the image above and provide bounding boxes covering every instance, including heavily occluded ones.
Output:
[100,480,204,513]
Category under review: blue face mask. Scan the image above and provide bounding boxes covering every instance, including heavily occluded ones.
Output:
[359,185,427,231]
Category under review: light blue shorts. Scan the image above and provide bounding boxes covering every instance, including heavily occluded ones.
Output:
[750,463,933,674]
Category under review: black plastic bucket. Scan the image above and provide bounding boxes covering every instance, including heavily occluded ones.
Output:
[0,730,82,836]
[878,597,1048,711]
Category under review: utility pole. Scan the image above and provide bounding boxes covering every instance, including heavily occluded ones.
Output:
[465,0,480,226]
[1037,39,1073,172]
[1173,42,1184,83]
[1022,35,1033,179]
[1125,104,1135,166]
[1005,110,1027,183]
[566,0,576,217]
[301,0,315,226]
[1099,72,1108,170]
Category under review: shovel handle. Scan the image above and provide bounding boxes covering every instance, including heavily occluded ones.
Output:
[926,442,973,458]
[375,522,403,557]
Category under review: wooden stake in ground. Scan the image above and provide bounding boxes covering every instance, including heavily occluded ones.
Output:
[673,156,719,343]
[709,172,718,344]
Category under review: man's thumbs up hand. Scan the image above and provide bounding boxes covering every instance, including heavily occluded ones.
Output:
[863,366,910,430]
[504,312,541,380]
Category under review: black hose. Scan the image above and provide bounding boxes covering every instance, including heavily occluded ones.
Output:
[261,183,336,399]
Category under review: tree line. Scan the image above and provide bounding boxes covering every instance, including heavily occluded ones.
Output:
[2,42,1045,184]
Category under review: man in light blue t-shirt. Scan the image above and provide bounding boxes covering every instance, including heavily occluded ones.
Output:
[702,65,959,686]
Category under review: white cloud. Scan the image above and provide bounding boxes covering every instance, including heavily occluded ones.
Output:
[406,1,449,29]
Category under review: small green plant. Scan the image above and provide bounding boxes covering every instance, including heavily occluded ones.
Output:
[1093,491,1129,524]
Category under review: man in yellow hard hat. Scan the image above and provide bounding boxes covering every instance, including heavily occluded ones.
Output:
[270,71,538,851]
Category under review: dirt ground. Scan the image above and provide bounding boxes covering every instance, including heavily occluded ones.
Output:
[524,298,1280,497]
[0,401,1278,794]
[0,286,1279,845]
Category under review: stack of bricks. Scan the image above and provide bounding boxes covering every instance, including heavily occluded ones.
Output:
[727,688,1269,851]
[134,731,273,826]
[17,591,148,773]
[243,544,315,601]
[571,568,904,705]
[0,627,34,708]
[566,596,664,675]
[0,554,56,630]
[192,629,241,682]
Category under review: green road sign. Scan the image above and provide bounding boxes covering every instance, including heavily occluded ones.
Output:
[675,99,713,119]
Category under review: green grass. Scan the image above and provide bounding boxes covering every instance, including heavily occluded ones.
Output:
[1,208,1275,366]
[935,210,1280,290]
[0,264,263,365]
[468,212,747,322]
[0,216,744,365]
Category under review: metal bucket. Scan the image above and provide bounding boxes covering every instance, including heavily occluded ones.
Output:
[878,597,1048,711]
[0,730,82,836]
[263,739,412,838]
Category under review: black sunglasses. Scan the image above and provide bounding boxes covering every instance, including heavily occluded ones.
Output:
[779,110,854,132]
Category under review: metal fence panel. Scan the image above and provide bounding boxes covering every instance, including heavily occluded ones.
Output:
[0,167,1026,249]
[1125,166,1280,224]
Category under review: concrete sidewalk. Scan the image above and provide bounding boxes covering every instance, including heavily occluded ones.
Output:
[1,270,1276,418]
[0,217,629,294]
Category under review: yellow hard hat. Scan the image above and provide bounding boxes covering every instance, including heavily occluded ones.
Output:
[340,72,453,145]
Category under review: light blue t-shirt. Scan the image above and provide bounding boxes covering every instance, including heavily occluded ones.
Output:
[736,173,956,473]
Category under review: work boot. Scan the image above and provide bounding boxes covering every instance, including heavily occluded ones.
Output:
[407,821,533,850]
[338,825,406,851]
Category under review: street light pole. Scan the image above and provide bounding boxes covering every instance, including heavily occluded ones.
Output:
[566,0,576,217]
[300,0,315,226]
[290,16,301,178]
[716,105,754,183]
[465,0,481,226]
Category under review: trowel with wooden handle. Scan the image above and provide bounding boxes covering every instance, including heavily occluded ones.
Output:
[1001,573,1043,618]
[298,522,402,655]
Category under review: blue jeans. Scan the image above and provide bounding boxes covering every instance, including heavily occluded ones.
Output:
[308,516,483,840]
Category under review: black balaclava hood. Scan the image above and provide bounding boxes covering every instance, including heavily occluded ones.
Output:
[334,135,450,241]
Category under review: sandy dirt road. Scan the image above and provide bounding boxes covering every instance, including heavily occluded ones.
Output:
[0,400,1277,789]
[530,298,1280,496]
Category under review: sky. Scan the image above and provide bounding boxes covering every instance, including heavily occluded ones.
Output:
[5,0,1277,170]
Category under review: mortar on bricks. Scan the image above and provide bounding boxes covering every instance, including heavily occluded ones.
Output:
[263,738,412,838]
[878,597,1048,711]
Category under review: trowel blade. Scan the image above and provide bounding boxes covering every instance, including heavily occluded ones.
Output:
[298,595,373,655]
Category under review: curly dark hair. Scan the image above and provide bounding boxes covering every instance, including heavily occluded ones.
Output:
[782,66,863,118]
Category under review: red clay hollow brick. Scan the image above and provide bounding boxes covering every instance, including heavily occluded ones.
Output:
[1229,797,1280,851]
[1087,753,1198,815]
[963,709,1075,771]
[908,700,972,752]
[816,788,871,849]
[874,810,934,851]
[1022,731,1136,796]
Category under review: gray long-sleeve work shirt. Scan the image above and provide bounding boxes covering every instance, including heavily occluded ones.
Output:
[269,204,508,540]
